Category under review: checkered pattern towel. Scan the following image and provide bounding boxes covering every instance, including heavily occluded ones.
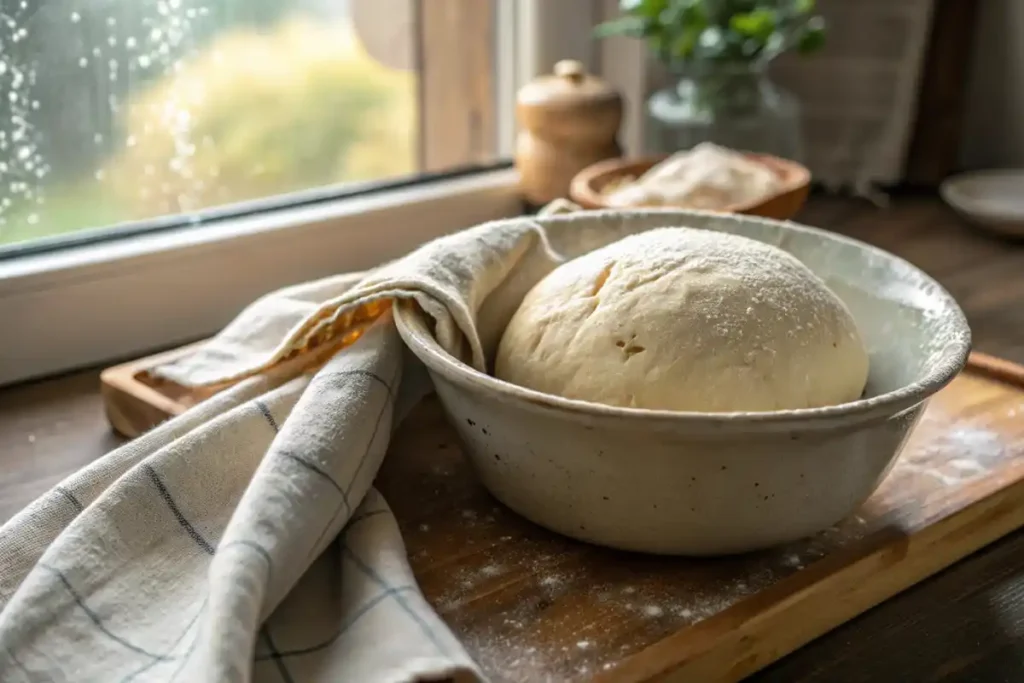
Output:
[0,202,718,682]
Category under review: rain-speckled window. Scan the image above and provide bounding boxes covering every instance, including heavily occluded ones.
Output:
[0,0,503,249]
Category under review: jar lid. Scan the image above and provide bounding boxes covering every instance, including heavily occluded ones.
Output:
[517,60,622,110]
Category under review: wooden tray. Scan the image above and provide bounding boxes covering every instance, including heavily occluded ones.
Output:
[102,351,1024,681]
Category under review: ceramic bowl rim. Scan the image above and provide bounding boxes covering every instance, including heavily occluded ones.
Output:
[395,210,972,431]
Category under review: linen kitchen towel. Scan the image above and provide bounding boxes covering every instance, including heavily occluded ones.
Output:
[0,204,728,682]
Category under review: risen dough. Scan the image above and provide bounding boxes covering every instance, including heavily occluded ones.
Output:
[494,227,869,412]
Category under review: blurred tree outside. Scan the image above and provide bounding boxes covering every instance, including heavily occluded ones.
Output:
[0,0,415,245]
[105,18,415,217]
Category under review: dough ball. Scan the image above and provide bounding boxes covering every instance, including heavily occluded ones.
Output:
[494,227,869,412]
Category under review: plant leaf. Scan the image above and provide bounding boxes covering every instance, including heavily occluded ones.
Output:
[669,23,703,60]
[660,0,702,25]
[593,16,647,39]
[793,0,816,14]
[796,16,826,53]
[730,9,776,41]
[620,0,669,18]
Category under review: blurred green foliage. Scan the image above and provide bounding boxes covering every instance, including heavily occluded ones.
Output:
[105,18,415,217]
[0,0,293,184]
[595,0,826,67]
[0,2,415,243]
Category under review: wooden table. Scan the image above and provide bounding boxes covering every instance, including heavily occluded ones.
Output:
[2,195,1023,681]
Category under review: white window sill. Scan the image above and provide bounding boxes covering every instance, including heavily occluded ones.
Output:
[0,168,523,386]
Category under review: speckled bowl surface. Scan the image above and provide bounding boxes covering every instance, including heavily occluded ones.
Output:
[394,210,972,556]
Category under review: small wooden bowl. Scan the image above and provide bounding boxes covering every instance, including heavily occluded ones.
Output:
[569,152,812,220]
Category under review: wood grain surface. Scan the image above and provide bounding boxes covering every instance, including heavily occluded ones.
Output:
[3,196,1024,681]
[376,357,1024,682]
[415,0,497,172]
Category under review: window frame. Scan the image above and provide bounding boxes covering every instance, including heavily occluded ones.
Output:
[0,0,605,387]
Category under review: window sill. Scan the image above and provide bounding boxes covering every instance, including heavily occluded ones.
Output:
[0,168,523,386]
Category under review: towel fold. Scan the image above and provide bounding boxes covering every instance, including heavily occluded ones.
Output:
[0,203,741,682]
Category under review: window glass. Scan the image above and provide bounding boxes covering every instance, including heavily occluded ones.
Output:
[0,0,501,248]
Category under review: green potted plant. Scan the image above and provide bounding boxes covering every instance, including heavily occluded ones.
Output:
[595,0,826,160]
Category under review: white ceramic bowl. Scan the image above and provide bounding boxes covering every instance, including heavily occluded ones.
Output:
[940,169,1024,239]
[395,210,972,556]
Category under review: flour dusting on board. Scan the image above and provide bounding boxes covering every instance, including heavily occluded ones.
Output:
[396,363,1021,683]
[891,418,1006,488]
[448,557,790,681]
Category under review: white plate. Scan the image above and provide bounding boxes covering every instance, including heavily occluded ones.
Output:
[940,169,1024,238]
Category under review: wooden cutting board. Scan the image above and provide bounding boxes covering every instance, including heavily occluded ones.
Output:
[101,352,1024,682]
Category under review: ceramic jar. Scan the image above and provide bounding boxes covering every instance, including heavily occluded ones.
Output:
[515,60,623,207]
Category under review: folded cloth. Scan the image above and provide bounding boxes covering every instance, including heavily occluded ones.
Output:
[0,203,706,682]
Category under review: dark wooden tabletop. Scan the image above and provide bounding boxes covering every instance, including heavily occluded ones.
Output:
[2,195,1023,682]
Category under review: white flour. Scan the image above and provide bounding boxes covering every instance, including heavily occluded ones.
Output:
[604,142,782,211]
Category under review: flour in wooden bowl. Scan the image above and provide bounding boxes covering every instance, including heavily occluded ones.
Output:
[602,142,782,210]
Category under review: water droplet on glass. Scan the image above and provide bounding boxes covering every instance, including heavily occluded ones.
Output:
[70,11,81,23]
[107,17,117,27]
[92,47,102,57]
[26,214,39,225]
[138,55,152,68]
[93,133,103,144]
[31,100,39,110]
[125,37,137,49]
[108,36,118,47]
[79,57,89,68]
[126,135,137,147]
[0,63,7,76]
[8,93,17,103]
[95,169,106,181]
[16,147,31,160]
[150,28,163,41]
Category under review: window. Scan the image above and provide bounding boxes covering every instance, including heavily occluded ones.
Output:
[0,0,508,251]
[0,0,609,386]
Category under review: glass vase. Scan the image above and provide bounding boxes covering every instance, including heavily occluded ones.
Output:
[645,62,804,161]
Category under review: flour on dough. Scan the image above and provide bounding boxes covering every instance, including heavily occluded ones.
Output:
[495,227,869,413]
